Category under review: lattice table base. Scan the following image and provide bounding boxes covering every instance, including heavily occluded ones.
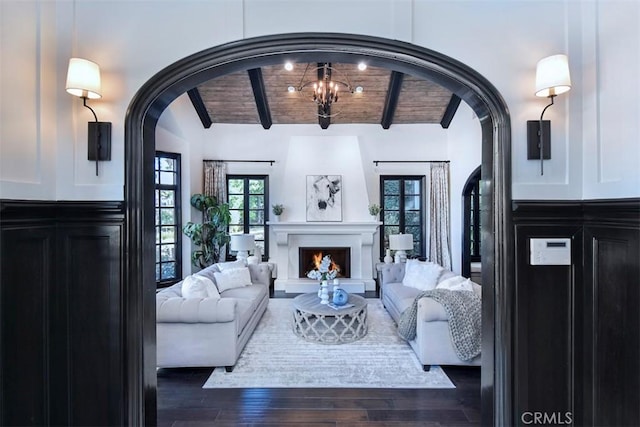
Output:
[291,293,368,344]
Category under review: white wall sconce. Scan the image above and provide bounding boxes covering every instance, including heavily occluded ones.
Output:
[66,58,111,176]
[527,54,571,175]
[230,234,255,262]
[389,233,413,263]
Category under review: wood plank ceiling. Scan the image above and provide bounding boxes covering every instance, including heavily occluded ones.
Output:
[190,62,460,129]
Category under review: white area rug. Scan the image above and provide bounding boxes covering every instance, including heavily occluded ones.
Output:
[203,298,454,389]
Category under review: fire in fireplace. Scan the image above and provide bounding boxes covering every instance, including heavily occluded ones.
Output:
[299,247,351,279]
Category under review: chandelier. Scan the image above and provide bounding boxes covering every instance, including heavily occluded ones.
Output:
[290,63,361,118]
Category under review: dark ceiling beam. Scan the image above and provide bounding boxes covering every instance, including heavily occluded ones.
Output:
[247,68,272,130]
[380,71,404,129]
[187,88,212,129]
[440,94,461,129]
[318,62,330,129]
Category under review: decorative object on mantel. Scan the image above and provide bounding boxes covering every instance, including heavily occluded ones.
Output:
[272,204,284,221]
[368,203,381,220]
[306,175,342,222]
[389,233,413,263]
[306,254,339,304]
[384,249,393,264]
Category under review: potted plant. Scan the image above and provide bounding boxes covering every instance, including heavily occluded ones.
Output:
[183,193,231,268]
[368,203,382,219]
[272,204,284,220]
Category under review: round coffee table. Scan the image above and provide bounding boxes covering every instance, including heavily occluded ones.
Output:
[292,293,368,344]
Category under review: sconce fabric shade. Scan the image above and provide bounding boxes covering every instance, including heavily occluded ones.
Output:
[389,233,413,251]
[230,234,256,251]
[66,58,102,99]
[535,54,571,97]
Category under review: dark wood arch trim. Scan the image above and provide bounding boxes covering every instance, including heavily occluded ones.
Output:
[123,33,513,426]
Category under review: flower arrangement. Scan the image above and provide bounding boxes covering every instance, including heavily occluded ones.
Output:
[368,204,382,216]
[306,255,339,281]
[272,204,284,216]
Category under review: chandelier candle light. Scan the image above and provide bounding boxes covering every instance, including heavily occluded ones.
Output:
[288,62,364,119]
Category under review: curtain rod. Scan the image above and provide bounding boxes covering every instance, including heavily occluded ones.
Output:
[373,160,450,166]
[204,159,275,166]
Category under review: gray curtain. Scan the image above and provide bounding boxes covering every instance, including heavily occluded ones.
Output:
[428,162,452,270]
[203,160,227,203]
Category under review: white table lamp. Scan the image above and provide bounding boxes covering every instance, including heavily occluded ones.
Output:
[389,233,413,263]
[230,234,255,262]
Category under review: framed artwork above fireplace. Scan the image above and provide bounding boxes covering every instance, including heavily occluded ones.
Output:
[306,175,342,222]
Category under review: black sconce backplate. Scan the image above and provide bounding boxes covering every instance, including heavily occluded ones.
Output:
[88,122,112,161]
[527,120,551,160]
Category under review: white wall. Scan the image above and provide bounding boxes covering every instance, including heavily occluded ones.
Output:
[1,1,638,197]
[156,102,477,274]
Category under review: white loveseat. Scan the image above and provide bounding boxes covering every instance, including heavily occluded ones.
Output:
[379,261,482,371]
[156,261,273,371]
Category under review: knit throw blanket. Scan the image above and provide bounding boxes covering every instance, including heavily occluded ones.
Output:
[397,289,481,361]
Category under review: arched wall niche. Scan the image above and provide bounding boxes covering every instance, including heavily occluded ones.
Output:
[123,33,514,426]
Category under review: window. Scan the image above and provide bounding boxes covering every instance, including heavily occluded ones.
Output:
[462,167,482,275]
[380,176,425,259]
[227,175,269,260]
[155,152,181,287]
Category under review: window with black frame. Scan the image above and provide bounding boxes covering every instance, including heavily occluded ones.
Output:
[380,176,425,259]
[462,166,481,276]
[155,152,181,287]
[227,175,269,261]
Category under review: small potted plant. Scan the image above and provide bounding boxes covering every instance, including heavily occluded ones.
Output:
[272,204,284,221]
[368,203,381,219]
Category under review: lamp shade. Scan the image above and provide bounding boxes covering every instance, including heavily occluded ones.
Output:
[230,234,255,251]
[535,54,571,97]
[66,58,102,99]
[389,233,413,251]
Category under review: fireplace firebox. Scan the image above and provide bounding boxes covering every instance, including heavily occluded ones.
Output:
[298,247,351,279]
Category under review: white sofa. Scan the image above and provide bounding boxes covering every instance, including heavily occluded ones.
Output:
[156,261,273,371]
[378,261,482,371]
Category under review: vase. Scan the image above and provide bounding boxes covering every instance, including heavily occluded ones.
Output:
[320,280,330,304]
[384,249,393,264]
[332,278,340,294]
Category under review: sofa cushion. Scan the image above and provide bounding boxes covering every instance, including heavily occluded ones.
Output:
[385,282,422,315]
[402,260,445,291]
[222,284,269,335]
[214,267,252,292]
[436,275,474,292]
[181,275,220,299]
[217,260,246,271]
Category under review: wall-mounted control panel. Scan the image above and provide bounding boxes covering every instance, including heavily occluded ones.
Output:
[530,238,571,265]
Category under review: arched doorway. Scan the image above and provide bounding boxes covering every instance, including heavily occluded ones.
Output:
[124,33,513,426]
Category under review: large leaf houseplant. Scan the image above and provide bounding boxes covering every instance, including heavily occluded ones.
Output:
[183,193,231,268]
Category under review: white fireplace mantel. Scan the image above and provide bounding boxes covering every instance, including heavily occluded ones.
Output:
[269,221,381,293]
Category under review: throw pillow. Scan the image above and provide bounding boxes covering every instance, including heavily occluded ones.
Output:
[213,267,253,292]
[436,275,474,292]
[402,259,444,291]
[216,260,246,271]
[181,275,221,299]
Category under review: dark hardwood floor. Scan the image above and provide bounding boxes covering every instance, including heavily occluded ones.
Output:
[157,366,481,426]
